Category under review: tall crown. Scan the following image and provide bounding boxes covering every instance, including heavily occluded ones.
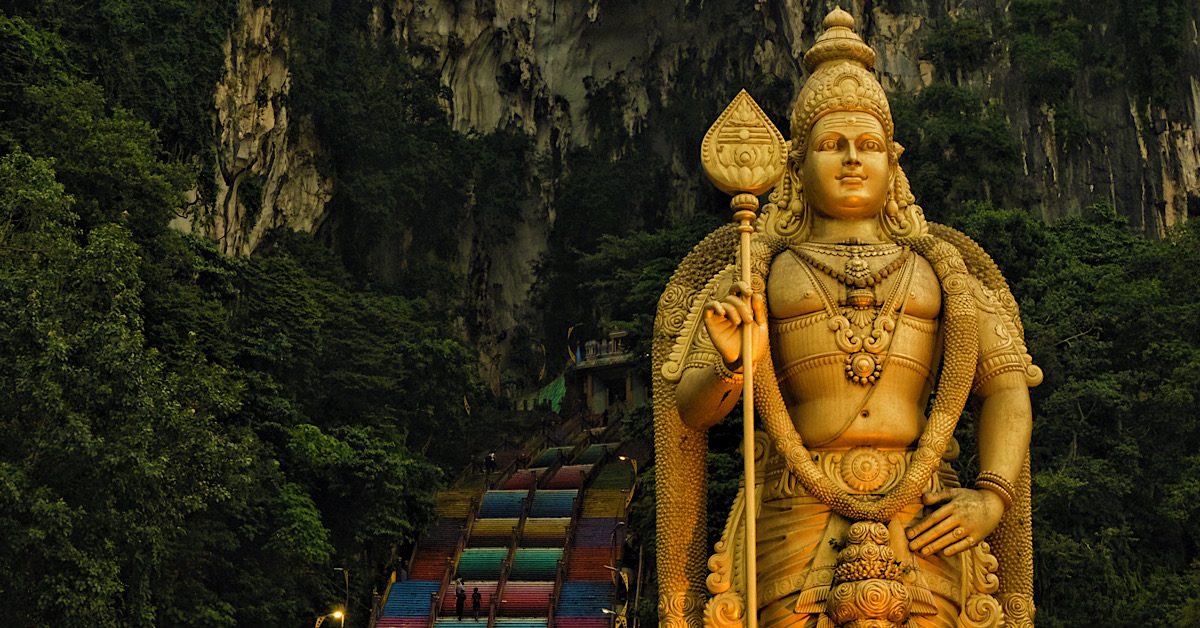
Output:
[790,8,892,146]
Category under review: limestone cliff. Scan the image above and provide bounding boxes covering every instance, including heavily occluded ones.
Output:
[201,0,1199,389]
[176,0,332,256]
[378,0,1197,231]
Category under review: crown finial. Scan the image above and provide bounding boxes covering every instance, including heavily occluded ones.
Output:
[824,6,855,30]
[803,7,876,72]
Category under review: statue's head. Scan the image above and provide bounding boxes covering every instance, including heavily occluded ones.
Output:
[762,8,926,241]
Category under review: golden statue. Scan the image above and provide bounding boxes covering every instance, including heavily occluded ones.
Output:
[652,9,1042,628]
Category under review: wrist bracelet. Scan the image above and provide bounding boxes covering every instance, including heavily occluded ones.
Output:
[975,471,1016,510]
[713,359,744,385]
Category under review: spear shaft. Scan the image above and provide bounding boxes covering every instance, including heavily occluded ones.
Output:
[733,194,758,628]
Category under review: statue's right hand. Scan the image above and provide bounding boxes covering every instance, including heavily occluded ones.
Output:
[703,281,768,369]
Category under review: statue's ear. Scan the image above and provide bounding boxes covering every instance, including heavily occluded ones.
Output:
[788,153,804,181]
[887,141,904,191]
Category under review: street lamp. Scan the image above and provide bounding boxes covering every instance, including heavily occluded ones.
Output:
[333,567,349,626]
[617,455,638,475]
[314,610,344,627]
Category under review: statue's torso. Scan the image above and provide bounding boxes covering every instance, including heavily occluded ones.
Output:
[766,246,942,449]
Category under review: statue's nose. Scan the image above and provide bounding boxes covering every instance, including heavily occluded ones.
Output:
[844,142,861,164]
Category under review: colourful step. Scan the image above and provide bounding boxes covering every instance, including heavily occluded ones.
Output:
[435,490,479,517]
[544,464,592,489]
[530,447,571,467]
[590,463,634,490]
[456,548,508,580]
[520,518,569,547]
[377,619,433,628]
[575,444,617,465]
[572,518,622,547]
[382,581,441,617]
[553,619,610,628]
[468,518,518,547]
[419,519,466,549]
[494,620,549,628]
[529,490,576,518]
[479,490,526,518]
[580,490,626,518]
[565,548,617,581]
[502,468,544,490]
[510,548,562,580]
[496,581,555,616]
[410,551,452,580]
[557,582,613,618]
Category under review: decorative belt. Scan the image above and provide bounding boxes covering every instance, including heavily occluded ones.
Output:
[762,445,919,501]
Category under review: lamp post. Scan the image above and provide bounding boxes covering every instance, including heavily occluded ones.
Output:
[333,567,349,627]
[314,610,344,627]
[617,456,638,508]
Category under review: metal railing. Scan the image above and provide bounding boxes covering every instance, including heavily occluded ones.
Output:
[427,494,480,628]
[546,447,613,628]
[487,484,534,628]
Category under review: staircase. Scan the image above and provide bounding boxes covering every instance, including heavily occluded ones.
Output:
[375,422,636,628]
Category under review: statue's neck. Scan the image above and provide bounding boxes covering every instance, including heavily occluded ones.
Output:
[807,214,886,244]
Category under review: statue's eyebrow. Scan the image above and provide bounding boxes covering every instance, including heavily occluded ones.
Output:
[810,130,844,147]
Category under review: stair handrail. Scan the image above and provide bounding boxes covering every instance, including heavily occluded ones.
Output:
[366,579,393,628]
[486,428,552,492]
[536,449,567,489]
[547,447,614,628]
[428,493,480,628]
[489,485,534,628]
[489,455,520,491]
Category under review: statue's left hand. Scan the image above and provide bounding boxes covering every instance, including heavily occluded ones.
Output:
[904,488,1005,557]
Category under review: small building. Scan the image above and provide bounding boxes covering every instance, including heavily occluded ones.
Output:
[569,331,648,416]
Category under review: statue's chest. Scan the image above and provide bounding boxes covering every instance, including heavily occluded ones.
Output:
[765,248,942,321]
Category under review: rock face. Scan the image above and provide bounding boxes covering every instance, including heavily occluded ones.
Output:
[179,0,332,256]
[202,0,1199,388]
[378,0,1198,230]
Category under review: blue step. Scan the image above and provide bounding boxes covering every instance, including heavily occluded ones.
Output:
[479,490,526,518]
[557,581,613,618]
[384,581,441,617]
[529,490,576,518]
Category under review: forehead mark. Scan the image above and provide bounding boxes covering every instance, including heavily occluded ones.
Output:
[811,111,886,138]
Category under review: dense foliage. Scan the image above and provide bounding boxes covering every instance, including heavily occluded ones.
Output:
[1009,0,1191,108]
[1,0,1198,626]
[957,204,1200,626]
[0,8,479,627]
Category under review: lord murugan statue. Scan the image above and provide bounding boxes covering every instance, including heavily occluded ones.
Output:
[652,9,1041,628]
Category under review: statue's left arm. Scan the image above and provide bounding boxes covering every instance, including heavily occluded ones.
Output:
[906,279,1033,557]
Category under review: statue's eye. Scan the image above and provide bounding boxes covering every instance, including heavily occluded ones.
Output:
[861,139,882,151]
[818,139,839,151]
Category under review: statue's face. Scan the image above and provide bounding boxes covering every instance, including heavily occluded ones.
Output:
[801,111,891,221]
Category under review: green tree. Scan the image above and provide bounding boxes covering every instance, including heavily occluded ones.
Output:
[0,152,246,626]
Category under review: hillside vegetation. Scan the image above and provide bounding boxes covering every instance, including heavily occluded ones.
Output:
[0,2,1198,627]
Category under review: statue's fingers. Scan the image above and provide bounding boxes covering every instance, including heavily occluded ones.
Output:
[913,519,962,556]
[906,502,953,541]
[731,281,752,298]
[942,536,976,557]
[720,295,754,325]
[751,293,768,326]
[920,489,953,506]
[721,302,743,327]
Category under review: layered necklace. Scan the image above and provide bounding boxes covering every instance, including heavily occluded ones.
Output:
[790,239,915,384]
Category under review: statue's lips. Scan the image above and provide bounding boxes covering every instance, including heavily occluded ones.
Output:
[837,173,866,187]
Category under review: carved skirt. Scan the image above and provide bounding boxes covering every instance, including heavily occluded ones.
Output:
[744,442,999,628]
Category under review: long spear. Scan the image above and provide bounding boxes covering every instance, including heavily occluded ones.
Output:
[700,90,787,628]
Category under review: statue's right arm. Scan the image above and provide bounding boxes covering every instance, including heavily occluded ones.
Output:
[676,282,768,431]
